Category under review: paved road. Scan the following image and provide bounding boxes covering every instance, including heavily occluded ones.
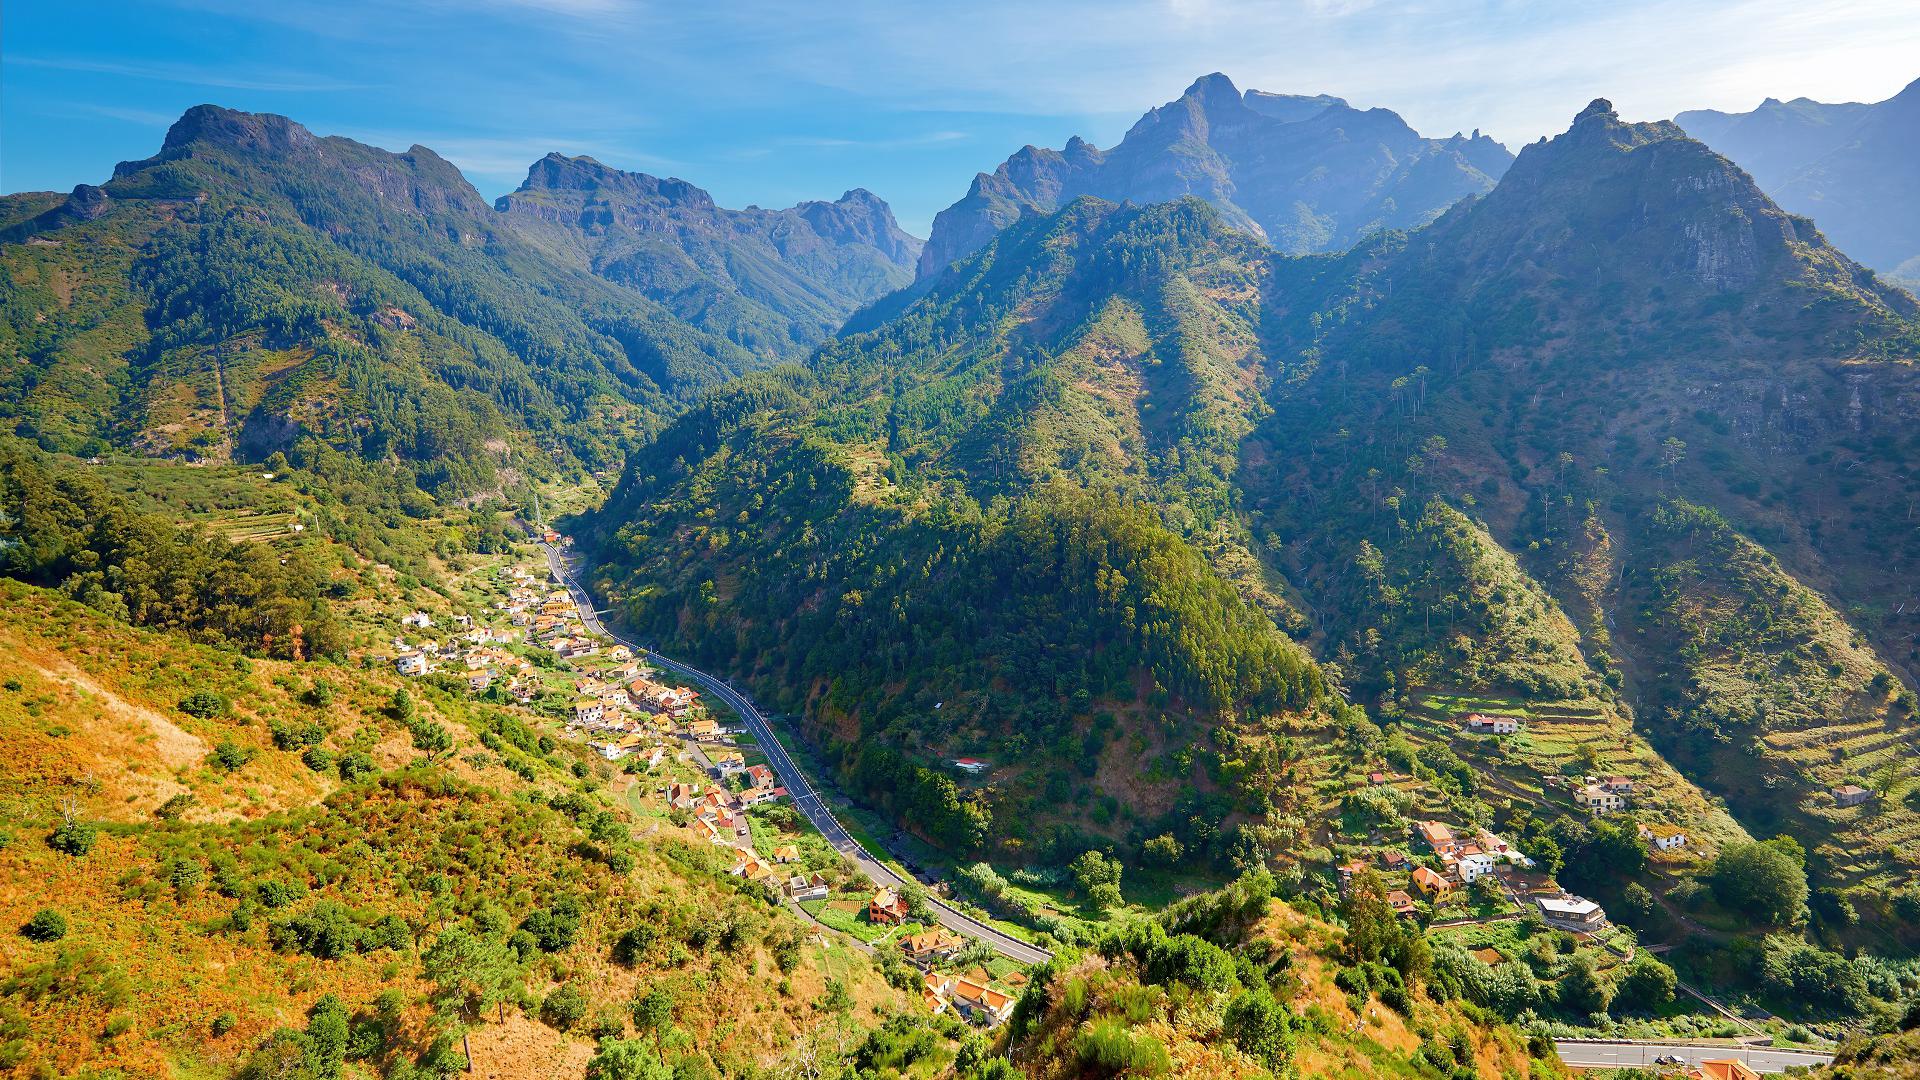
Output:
[1552,1040,1832,1073]
[541,542,1053,966]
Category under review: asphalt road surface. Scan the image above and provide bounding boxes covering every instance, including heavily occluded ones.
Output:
[1552,1040,1832,1073]
[542,542,1054,966]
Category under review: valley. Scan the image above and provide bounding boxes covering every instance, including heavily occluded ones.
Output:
[3,26,1920,1080]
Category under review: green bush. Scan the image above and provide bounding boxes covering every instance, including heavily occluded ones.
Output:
[47,817,97,856]
[21,909,67,942]
[542,984,589,1030]
[337,751,376,782]
[179,690,229,719]
[271,901,364,959]
[212,740,253,772]
[1074,1017,1170,1076]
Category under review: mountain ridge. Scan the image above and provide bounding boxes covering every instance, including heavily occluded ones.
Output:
[915,71,1513,281]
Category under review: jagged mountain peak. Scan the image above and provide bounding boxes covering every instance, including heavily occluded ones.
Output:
[158,103,317,157]
[916,75,1512,280]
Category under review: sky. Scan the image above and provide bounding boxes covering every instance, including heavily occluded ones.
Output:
[3,0,1916,235]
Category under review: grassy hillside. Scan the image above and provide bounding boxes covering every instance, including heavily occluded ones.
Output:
[0,579,908,1079]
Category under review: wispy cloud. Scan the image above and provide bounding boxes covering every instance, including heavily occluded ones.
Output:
[775,131,969,150]
[9,55,371,93]
[48,102,178,127]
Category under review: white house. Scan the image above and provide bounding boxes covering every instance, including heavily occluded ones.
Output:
[572,699,605,727]
[1463,713,1520,735]
[1453,848,1499,884]
[394,652,429,677]
[1537,894,1607,930]
[1574,784,1626,815]
[950,758,991,775]
[1638,823,1688,851]
[401,611,433,629]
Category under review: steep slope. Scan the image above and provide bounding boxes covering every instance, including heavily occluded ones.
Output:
[0,577,912,1080]
[496,153,920,360]
[1251,98,1920,917]
[588,199,1340,867]
[1676,77,1920,277]
[916,72,1511,280]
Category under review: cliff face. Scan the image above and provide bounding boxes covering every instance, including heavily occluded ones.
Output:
[916,72,1513,280]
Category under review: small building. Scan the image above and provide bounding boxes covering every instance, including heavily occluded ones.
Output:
[1452,847,1499,883]
[786,873,829,902]
[745,764,776,790]
[1638,822,1688,851]
[1536,894,1607,931]
[902,930,963,962]
[394,652,429,677]
[1412,866,1453,898]
[1832,784,1874,808]
[572,699,605,727]
[401,611,433,629]
[950,758,991,775]
[1599,775,1634,793]
[1573,783,1626,815]
[607,644,633,662]
[771,844,801,864]
[591,733,647,761]
[1335,859,1368,895]
[1386,890,1418,917]
[709,750,746,778]
[686,718,723,741]
[870,888,911,925]
[950,979,1015,1026]
[1688,1060,1761,1080]
[1414,820,1460,856]
[1368,771,1391,785]
[1463,713,1519,735]
[1380,850,1409,871]
[922,972,951,1015]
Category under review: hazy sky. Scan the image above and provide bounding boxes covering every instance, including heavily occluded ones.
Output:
[3,0,1915,234]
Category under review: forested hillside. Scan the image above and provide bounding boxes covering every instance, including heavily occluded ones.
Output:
[586,98,1920,969]
[0,105,921,502]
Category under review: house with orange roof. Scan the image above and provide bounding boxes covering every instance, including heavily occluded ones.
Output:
[949,978,1015,1025]
[902,929,963,962]
[1386,890,1417,917]
[869,888,911,925]
[1414,820,1460,856]
[1687,1060,1760,1080]
[1412,866,1453,898]
[771,844,801,863]
[922,972,951,1015]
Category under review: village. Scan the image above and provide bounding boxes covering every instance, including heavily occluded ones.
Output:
[377,545,1029,1027]
[1326,708,1697,992]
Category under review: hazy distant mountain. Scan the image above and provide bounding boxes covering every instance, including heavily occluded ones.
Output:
[1676,77,1920,279]
[497,153,921,360]
[915,72,1511,280]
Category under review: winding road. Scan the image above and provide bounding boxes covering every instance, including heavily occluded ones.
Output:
[541,541,1053,966]
[1551,1040,1831,1074]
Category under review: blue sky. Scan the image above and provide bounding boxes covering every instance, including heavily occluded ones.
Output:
[3,0,1915,234]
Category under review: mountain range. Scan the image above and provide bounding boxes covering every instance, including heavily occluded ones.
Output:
[1676,77,1920,281]
[914,72,1514,281]
[7,72,1920,1079]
